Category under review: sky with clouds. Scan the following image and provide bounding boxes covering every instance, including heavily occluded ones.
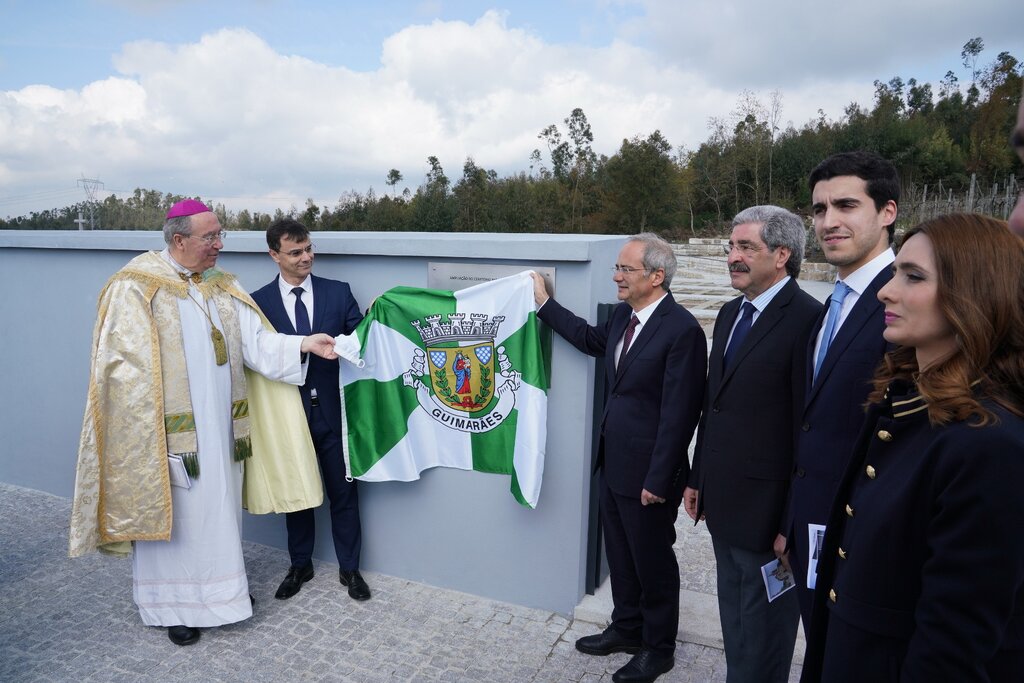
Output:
[0,0,1020,219]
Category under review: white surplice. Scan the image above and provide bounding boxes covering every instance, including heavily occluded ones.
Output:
[133,256,305,628]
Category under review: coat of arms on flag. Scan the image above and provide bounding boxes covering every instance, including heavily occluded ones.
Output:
[336,271,550,507]
[404,313,522,433]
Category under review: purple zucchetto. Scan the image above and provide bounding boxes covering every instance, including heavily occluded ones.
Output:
[166,199,212,219]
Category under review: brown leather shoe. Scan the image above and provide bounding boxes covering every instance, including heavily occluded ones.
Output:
[339,569,371,601]
[275,564,314,600]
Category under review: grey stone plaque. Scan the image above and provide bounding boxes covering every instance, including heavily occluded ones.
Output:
[427,262,555,295]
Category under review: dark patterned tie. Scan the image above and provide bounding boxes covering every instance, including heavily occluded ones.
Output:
[723,301,755,370]
[292,287,311,335]
[617,314,640,370]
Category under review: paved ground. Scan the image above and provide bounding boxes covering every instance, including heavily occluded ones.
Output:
[0,482,802,683]
[1,250,822,682]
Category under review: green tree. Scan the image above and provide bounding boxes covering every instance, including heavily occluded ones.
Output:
[411,156,455,231]
[302,199,321,228]
[236,209,254,232]
[962,37,985,87]
[536,108,598,231]
[601,130,680,232]
[453,157,497,231]
[386,169,403,197]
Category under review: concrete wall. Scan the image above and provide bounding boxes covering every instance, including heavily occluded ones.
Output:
[0,229,624,614]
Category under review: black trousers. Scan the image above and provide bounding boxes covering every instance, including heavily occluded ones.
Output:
[600,476,681,656]
[285,405,362,570]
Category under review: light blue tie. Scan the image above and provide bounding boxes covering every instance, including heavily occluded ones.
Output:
[813,281,851,381]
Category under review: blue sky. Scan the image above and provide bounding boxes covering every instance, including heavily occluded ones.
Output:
[1,1,641,89]
[1,0,1020,218]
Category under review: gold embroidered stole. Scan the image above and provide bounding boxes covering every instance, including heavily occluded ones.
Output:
[69,252,251,557]
[156,270,251,475]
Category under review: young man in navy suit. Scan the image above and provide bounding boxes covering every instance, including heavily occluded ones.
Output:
[251,219,370,601]
[775,152,900,631]
[684,205,820,683]
[532,233,706,683]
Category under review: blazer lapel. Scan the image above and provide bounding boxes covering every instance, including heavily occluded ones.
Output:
[310,275,327,334]
[803,301,830,403]
[606,305,630,381]
[718,280,793,392]
[613,296,671,384]
[808,268,891,396]
[267,275,298,335]
[815,297,877,381]
[709,297,739,388]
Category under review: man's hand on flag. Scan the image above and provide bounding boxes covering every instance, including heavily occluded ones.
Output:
[301,333,339,359]
[529,272,550,307]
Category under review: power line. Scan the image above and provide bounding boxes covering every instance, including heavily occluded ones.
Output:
[77,176,104,230]
[0,187,83,207]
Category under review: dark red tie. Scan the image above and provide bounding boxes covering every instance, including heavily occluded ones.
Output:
[617,314,640,370]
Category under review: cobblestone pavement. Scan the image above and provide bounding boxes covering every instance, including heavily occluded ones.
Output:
[0,483,800,683]
[1,251,817,682]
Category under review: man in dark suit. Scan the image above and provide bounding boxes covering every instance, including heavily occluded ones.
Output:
[684,205,820,683]
[775,152,900,631]
[531,233,706,683]
[251,218,370,602]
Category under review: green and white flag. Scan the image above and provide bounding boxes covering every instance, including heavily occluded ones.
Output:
[336,271,550,507]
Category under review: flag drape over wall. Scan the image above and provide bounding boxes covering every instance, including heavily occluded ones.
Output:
[337,271,551,508]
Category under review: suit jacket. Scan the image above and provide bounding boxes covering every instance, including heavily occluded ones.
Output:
[689,278,820,552]
[252,274,363,436]
[538,294,706,499]
[800,388,1024,683]
[784,267,892,555]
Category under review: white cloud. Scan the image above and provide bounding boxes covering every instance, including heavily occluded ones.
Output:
[0,5,1017,218]
[617,0,1021,88]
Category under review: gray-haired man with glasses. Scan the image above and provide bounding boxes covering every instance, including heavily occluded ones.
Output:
[684,205,820,682]
[251,218,370,603]
[531,233,706,683]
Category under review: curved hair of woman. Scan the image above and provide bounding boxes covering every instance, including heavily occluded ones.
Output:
[867,212,1024,425]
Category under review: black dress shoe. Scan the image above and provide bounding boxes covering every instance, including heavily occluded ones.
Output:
[575,627,642,656]
[275,564,314,600]
[167,625,200,646]
[339,569,371,601]
[612,649,674,683]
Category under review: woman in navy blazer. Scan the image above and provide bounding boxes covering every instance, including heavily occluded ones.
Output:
[801,213,1024,682]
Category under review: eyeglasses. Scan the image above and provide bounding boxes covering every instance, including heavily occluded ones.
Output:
[611,265,650,275]
[187,230,227,245]
[277,243,315,258]
[723,242,766,257]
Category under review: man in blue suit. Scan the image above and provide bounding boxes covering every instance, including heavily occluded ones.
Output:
[775,152,900,631]
[251,219,370,602]
[532,233,706,683]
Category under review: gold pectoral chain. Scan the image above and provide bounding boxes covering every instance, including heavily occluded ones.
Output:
[185,288,229,366]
